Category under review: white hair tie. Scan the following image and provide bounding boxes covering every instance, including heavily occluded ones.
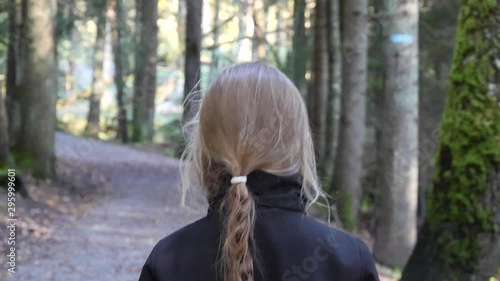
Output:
[230,176,247,185]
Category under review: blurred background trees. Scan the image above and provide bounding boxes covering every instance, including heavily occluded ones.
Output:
[0,0,498,279]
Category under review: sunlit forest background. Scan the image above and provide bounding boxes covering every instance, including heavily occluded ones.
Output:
[0,0,499,280]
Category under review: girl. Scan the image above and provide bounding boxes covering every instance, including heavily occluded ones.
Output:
[139,62,379,281]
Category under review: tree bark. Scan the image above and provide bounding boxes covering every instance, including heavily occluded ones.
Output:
[18,0,28,82]
[0,89,10,167]
[86,3,107,137]
[132,0,158,142]
[110,0,128,143]
[7,0,27,147]
[16,0,57,178]
[310,0,328,166]
[182,0,203,130]
[321,0,342,183]
[290,0,307,96]
[401,1,500,279]
[332,0,368,231]
[371,0,386,235]
[373,0,419,267]
[0,95,29,199]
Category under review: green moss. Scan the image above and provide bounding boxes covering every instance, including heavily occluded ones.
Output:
[426,0,500,274]
[0,166,10,176]
[11,149,36,171]
[339,191,356,231]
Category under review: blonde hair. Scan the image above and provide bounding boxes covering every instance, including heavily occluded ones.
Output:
[181,62,322,281]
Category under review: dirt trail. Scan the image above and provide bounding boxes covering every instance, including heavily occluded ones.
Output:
[13,133,205,281]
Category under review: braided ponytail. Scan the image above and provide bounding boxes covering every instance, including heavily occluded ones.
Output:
[181,62,323,280]
[220,180,256,281]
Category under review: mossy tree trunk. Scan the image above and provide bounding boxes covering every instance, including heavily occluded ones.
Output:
[332,0,368,231]
[373,0,419,267]
[132,0,158,142]
[1,92,30,199]
[16,0,57,178]
[401,1,500,280]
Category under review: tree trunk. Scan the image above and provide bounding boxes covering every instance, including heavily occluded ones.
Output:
[310,0,328,166]
[1,85,30,199]
[176,0,186,69]
[237,0,253,61]
[179,0,203,202]
[86,5,107,137]
[210,0,220,78]
[290,0,307,96]
[6,0,16,147]
[321,0,342,183]
[332,0,368,231]
[132,0,158,142]
[370,0,386,234]
[8,0,27,147]
[63,22,78,96]
[182,0,202,129]
[110,0,128,143]
[0,89,10,167]
[252,0,265,61]
[401,1,500,279]
[18,0,28,82]
[275,0,283,62]
[373,0,419,267]
[16,0,57,178]
[65,57,74,94]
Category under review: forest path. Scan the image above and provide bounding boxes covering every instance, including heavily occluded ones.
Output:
[15,132,205,281]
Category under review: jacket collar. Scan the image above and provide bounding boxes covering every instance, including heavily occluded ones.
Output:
[208,170,307,214]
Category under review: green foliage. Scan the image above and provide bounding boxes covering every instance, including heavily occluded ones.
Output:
[10,149,35,175]
[159,114,183,144]
[360,193,374,214]
[0,13,9,73]
[426,0,500,273]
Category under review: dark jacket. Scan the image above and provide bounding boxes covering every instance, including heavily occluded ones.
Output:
[139,171,379,281]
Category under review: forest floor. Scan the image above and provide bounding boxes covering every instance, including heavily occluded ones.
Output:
[0,132,394,281]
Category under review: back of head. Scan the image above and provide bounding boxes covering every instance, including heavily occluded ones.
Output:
[182,62,320,281]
